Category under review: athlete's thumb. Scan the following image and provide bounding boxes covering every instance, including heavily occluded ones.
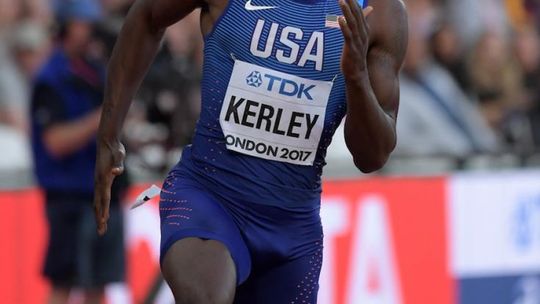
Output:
[111,165,124,176]
[110,142,126,176]
[363,6,373,17]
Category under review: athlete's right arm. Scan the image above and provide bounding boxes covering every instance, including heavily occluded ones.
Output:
[94,0,204,235]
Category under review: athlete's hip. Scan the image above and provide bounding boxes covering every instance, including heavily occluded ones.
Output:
[160,165,324,254]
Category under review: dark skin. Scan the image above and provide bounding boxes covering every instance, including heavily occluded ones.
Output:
[340,0,407,173]
[94,0,407,302]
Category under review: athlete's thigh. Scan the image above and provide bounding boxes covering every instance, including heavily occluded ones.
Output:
[234,248,324,304]
[162,237,236,304]
[159,171,252,303]
[159,172,251,283]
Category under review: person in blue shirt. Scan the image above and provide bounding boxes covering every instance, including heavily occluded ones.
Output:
[31,1,127,303]
[94,0,407,302]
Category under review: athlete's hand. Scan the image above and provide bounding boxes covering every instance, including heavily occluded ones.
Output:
[339,0,373,78]
[94,139,125,236]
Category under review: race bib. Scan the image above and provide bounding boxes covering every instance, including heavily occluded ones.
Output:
[219,60,333,166]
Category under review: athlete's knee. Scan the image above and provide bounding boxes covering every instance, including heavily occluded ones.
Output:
[169,282,235,304]
[164,264,236,304]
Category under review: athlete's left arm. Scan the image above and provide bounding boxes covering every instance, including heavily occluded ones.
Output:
[339,0,408,173]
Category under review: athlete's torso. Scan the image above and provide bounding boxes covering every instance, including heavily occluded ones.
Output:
[178,0,366,205]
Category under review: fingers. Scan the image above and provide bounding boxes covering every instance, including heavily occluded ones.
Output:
[346,0,362,19]
[339,1,372,51]
[339,16,353,43]
[94,142,126,236]
[94,174,112,236]
[357,5,372,33]
[339,0,358,35]
[340,1,373,38]
[347,0,372,23]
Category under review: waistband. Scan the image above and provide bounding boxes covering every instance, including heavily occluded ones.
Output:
[172,147,321,210]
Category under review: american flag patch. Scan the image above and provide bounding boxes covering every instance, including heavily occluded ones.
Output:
[324,15,339,28]
[325,15,340,28]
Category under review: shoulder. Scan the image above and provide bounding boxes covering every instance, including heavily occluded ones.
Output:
[367,0,408,66]
[368,0,407,37]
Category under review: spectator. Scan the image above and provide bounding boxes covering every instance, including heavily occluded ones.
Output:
[515,24,540,149]
[0,21,49,176]
[0,0,21,29]
[0,20,49,133]
[468,30,532,151]
[525,0,540,29]
[447,0,510,49]
[430,20,471,94]
[30,1,127,303]
[394,3,499,157]
[0,0,52,31]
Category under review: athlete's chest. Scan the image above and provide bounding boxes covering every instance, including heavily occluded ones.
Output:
[210,0,347,78]
[204,0,363,165]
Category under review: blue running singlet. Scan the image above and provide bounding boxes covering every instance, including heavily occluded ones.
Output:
[160,0,366,302]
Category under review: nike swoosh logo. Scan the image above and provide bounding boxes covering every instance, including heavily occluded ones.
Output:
[245,0,277,10]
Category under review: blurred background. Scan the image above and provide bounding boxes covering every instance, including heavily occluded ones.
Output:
[1,0,540,303]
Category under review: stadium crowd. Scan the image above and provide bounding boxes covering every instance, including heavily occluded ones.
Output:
[0,0,539,180]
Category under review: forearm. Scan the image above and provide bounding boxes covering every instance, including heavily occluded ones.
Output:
[44,110,100,157]
[98,1,165,143]
[344,72,397,172]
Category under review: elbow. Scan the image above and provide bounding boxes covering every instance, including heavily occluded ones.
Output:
[352,153,390,173]
[122,0,162,36]
[43,131,69,159]
[350,140,396,173]
[138,0,168,35]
